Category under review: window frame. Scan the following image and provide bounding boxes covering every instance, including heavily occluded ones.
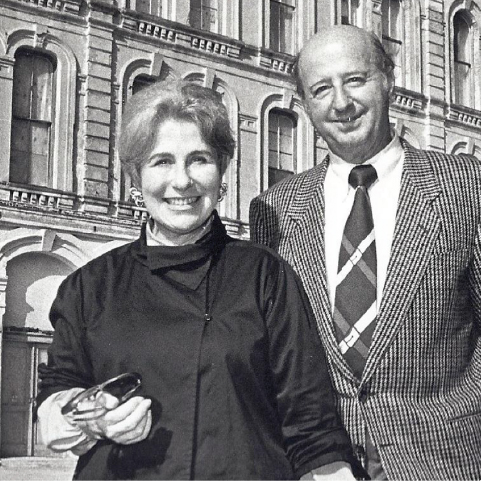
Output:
[268,0,296,54]
[267,108,297,188]
[10,48,57,188]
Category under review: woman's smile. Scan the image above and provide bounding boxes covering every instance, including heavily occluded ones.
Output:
[164,196,201,207]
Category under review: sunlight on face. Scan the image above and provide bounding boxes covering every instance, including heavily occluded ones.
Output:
[140,120,222,244]
[300,31,393,164]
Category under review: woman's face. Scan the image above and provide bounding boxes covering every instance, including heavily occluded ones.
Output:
[140,119,222,243]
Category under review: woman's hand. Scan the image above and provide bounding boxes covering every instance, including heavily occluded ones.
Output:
[69,392,152,445]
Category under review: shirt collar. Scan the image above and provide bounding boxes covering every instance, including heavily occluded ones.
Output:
[328,131,403,193]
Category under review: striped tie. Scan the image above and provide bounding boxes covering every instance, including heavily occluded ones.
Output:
[333,165,378,378]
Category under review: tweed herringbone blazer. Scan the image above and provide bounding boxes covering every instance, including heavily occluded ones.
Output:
[249,142,481,480]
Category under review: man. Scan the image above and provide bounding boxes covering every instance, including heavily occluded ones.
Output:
[250,25,481,480]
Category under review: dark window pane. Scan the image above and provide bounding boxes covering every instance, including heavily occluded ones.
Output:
[190,0,218,31]
[268,109,296,185]
[132,75,156,95]
[268,167,293,187]
[270,0,295,53]
[454,13,470,63]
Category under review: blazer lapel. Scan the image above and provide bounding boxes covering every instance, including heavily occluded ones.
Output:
[362,143,442,382]
[286,156,356,380]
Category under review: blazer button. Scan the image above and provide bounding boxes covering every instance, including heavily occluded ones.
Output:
[354,444,366,458]
[358,387,369,403]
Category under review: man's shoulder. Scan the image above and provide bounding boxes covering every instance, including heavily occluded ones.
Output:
[253,162,326,206]
[404,142,481,172]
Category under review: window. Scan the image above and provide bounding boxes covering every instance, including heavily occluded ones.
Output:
[135,0,162,16]
[341,0,359,26]
[190,0,218,32]
[268,109,296,187]
[132,75,156,96]
[10,50,55,187]
[269,0,295,54]
[381,0,402,81]
[453,11,472,106]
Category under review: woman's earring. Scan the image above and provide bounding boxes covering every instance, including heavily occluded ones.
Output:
[218,183,228,202]
[129,187,145,208]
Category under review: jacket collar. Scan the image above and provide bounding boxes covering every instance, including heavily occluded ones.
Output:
[284,140,443,384]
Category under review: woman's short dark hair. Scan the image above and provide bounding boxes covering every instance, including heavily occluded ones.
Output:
[119,79,236,186]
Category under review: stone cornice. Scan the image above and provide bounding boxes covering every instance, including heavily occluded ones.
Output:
[0,183,248,239]
[391,87,426,115]
[447,104,481,130]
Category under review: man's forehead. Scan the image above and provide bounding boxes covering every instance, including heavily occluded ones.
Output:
[299,33,376,77]
[302,31,371,61]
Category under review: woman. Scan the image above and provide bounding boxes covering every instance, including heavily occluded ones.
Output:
[36,80,363,480]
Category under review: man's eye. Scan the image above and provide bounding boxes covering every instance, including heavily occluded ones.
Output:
[313,85,330,97]
[346,76,365,85]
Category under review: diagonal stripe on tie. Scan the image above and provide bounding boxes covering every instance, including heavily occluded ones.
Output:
[333,164,378,379]
[338,302,377,354]
[337,229,376,284]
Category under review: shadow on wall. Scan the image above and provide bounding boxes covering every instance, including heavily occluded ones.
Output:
[4,252,73,331]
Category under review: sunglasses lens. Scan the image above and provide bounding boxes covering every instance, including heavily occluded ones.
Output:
[102,372,142,401]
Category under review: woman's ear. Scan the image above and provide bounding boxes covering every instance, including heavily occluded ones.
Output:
[219,155,228,177]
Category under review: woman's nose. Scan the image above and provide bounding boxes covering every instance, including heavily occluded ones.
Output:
[171,164,192,190]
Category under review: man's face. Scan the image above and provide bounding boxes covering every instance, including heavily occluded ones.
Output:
[299,32,393,164]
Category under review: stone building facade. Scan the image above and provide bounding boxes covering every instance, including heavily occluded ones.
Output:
[0,0,480,459]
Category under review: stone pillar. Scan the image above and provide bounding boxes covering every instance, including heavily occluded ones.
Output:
[423,1,446,151]
[0,56,14,183]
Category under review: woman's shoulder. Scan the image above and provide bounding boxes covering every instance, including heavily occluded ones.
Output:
[223,238,295,273]
[59,239,139,289]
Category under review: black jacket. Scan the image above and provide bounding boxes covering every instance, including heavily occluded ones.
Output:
[37,212,361,480]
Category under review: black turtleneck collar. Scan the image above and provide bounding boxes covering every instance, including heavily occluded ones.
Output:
[132,211,229,290]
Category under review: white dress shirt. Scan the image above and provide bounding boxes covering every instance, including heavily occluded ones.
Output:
[325,134,404,313]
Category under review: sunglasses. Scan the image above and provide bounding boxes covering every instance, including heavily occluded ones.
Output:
[61,372,142,420]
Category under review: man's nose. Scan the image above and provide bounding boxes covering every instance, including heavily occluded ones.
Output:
[171,164,192,189]
[332,85,352,111]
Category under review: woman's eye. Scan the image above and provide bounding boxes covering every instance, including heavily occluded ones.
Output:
[150,157,171,166]
[191,155,215,165]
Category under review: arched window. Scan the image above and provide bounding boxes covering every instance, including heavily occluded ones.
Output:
[190,0,219,32]
[10,49,56,188]
[453,11,472,106]
[268,109,296,187]
[381,0,402,82]
[269,0,296,54]
[341,0,359,26]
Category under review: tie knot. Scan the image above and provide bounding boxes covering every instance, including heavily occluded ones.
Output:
[348,165,377,189]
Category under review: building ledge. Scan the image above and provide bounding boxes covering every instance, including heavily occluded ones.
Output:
[0,183,248,239]
[391,87,426,114]
[447,104,481,129]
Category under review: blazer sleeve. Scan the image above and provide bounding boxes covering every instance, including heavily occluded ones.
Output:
[264,259,365,479]
[249,194,279,249]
